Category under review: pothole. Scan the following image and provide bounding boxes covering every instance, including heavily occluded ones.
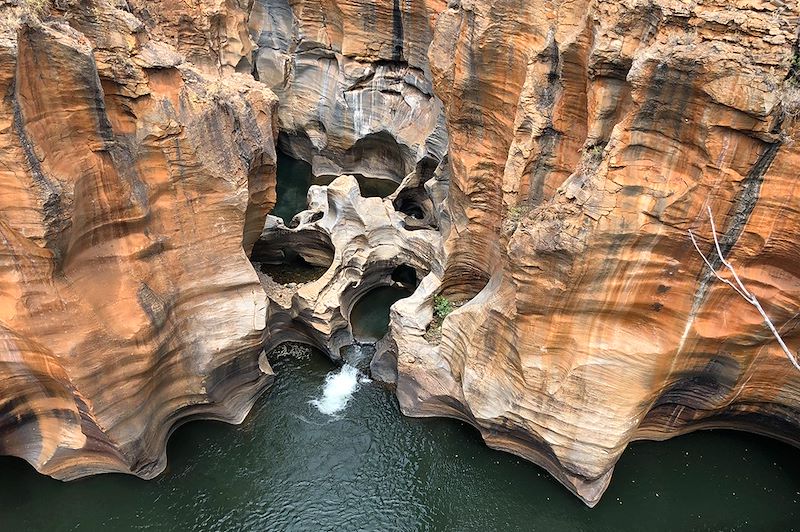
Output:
[349,285,414,343]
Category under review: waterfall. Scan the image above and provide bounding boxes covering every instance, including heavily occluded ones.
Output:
[310,344,373,415]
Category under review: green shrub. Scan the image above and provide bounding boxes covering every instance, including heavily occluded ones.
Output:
[433,295,454,322]
[425,295,461,343]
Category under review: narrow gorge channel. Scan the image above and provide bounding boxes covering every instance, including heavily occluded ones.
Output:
[1,349,798,530]
[2,0,800,530]
[6,145,798,530]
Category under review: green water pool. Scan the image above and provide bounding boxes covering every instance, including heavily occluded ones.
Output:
[271,151,399,225]
[1,345,797,531]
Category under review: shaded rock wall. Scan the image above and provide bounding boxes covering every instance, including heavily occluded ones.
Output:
[0,0,278,479]
[249,0,448,181]
[394,0,800,506]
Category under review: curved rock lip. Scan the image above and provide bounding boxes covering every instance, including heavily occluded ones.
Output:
[393,0,800,507]
[0,2,279,480]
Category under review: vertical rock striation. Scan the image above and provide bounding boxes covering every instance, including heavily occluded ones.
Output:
[394,0,800,506]
[0,0,278,479]
[248,0,448,181]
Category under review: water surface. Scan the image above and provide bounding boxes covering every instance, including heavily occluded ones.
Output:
[349,286,413,342]
[1,345,798,532]
[272,151,399,224]
[272,151,314,223]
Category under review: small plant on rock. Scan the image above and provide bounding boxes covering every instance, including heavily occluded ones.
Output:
[507,203,532,223]
[425,295,464,343]
[24,0,49,18]
[433,295,454,322]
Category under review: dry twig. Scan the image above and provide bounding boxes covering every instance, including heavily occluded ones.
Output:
[689,205,800,371]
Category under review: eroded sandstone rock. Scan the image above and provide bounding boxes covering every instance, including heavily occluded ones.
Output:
[3,0,800,511]
[254,174,443,359]
[128,0,255,75]
[248,0,448,182]
[393,0,800,506]
[0,1,278,479]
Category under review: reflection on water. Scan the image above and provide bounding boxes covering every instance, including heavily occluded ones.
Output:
[0,346,798,531]
[258,254,328,285]
[315,173,399,199]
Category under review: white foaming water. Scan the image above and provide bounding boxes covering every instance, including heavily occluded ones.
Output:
[310,364,361,415]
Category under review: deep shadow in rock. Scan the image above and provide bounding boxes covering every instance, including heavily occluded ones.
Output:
[390,264,418,289]
[349,285,413,343]
[251,228,334,285]
[393,156,440,229]
[341,131,411,182]
[272,150,314,225]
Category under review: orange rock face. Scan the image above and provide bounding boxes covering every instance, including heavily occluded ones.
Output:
[2,0,799,510]
[396,0,800,506]
[128,0,255,75]
[0,1,277,479]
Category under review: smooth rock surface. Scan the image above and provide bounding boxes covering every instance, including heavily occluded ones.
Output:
[393,0,800,506]
[249,0,448,181]
[0,1,278,480]
[254,174,442,358]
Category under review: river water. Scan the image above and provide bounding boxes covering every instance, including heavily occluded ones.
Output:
[2,156,798,531]
[1,339,798,531]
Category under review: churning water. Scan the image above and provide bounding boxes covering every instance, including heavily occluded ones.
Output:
[311,342,376,416]
[0,346,798,531]
[310,364,362,416]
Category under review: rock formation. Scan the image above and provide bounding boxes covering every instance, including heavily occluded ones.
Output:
[128,0,255,75]
[393,0,800,506]
[0,0,277,479]
[2,0,800,510]
[252,173,442,359]
[248,0,448,182]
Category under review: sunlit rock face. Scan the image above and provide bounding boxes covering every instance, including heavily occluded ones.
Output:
[249,0,448,182]
[0,1,277,480]
[3,0,800,512]
[393,0,800,506]
[128,0,255,75]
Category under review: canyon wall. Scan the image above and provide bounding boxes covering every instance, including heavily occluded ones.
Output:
[2,0,800,510]
[248,0,448,182]
[394,0,800,506]
[0,0,277,479]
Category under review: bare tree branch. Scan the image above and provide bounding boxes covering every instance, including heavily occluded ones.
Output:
[688,229,752,302]
[689,206,800,371]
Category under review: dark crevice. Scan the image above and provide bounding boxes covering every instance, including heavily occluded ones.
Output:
[391,0,405,62]
[686,131,783,330]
